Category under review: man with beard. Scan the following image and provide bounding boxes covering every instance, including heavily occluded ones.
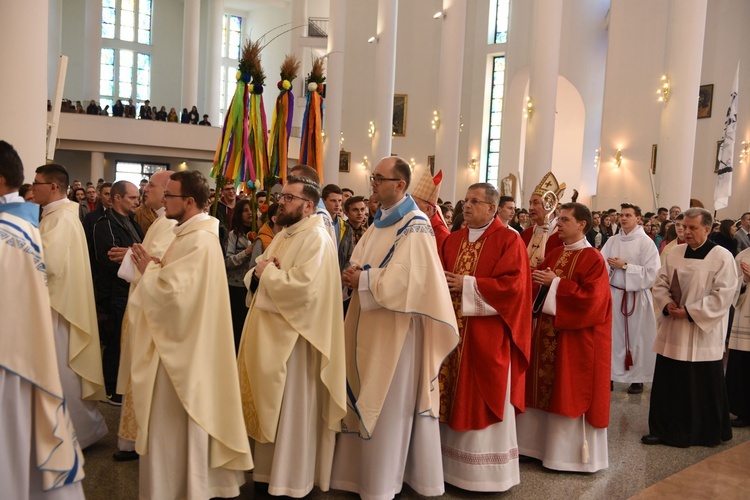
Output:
[331,157,458,499]
[238,176,346,497]
[93,181,143,404]
[128,171,252,498]
[289,164,337,245]
[522,172,566,267]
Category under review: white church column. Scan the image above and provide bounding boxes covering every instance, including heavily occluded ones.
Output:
[434,0,467,203]
[0,0,49,181]
[82,0,102,102]
[291,0,308,132]
[372,0,398,164]
[655,0,707,210]
[48,0,63,98]
[322,0,347,186]
[205,0,224,125]
[521,0,563,201]
[181,0,200,110]
[90,152,105,182]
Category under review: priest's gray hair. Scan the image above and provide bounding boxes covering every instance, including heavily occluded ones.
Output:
[683,207,713,227]
[468,183,500,207]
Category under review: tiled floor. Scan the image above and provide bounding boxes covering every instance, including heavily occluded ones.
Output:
[81,383,750,499]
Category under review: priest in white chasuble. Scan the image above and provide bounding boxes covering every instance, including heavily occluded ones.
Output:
[519,203,612,473]
[438,183,532,492]
[600,203,661,394]
[1,158,85,499]
[114,169,176,461]
[128,171,252,499]
[238,176,346,498]
[33,163,108,450]
[644,208,738,448]
[330,157,459,500]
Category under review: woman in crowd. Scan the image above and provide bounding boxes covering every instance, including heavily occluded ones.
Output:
[712,219,739,257]
[167,108,178,122]
[440,204,454,228]
[155,106,167,121]
[224,199,256,352]
[602,213,614,237]
[189,106,200,124]
[654,219,672,249]
[180,108,190,124]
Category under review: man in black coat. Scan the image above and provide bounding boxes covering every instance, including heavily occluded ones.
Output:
[92,181,143,403]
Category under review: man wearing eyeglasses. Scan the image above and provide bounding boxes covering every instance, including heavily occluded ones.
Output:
[237,175,346,497]
[128,170,252,498]
[33,163,108,449]
[438,183,531,492]
[519,202,612,473]
[331,157,459,499]
[289,164,338,245]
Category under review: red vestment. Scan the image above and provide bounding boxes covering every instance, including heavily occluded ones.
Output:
[528,246,612,428]
[430,211,450,252]
[439,216,532,431]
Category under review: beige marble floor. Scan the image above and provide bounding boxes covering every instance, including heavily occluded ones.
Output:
[81,383,750,499]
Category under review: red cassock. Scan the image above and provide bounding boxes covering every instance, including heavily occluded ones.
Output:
[430,210,450,252]
[521,224,564,253]
[528,246,612,428]
[439,216,532,431]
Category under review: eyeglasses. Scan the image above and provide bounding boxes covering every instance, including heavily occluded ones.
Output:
[369,174,403,185]
[463,198,493,206]
[279,193,311,204]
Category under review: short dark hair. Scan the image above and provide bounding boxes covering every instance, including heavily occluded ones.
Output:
[561,202,593,233]
[620,203,642,217]
[392,157,412,190]
[344,195,366,213]
[683,207,712,227]
[607,208,617,214]
[0,141,24,189]
[290,164,320,184]
[98,181,112,193]
[658,207,668,215]
[498,195,515,208]
[322,184,343,200]
[170,170,210,209]
[256,190,267,199]
[19,183,32,199]
[468,182,500,206]
[265,202,280,225]
[741,212,750,221]
[35,163,69,190]
[111,180,132,199]
[342,188,354,196]
[286,175,321,206]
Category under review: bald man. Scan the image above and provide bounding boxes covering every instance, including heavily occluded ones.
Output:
[134,170,172,234]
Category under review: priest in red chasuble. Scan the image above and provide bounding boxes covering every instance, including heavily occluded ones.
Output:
[521,172,566,267]
[439,182,532,492]
[412,168,450,251]
[517,202,612,473]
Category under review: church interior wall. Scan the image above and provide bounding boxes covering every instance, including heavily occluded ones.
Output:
[596,0,669,212]
[42,0,750,215]
[551,76,586,199]
[692,0,750,219]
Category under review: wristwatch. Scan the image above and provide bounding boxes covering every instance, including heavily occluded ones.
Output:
[622,263,628,271]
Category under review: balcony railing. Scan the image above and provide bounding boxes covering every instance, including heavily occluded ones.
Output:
[308,17,329,38]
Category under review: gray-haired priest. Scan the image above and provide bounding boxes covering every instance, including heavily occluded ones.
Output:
[643,207,738,447]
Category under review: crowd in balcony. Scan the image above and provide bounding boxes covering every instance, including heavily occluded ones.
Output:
[50,99,211,126]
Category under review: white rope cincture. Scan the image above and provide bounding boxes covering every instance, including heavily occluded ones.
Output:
[581,415,590,464]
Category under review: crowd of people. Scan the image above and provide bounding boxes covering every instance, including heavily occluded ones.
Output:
[52,99,212,125]
[2,139,749,499]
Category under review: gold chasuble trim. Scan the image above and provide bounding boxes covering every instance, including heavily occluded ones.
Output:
[439,237,487,423]
[529,250,582,410]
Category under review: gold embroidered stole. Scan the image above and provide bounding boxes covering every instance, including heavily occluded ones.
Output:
[528,249,583,410]
[439,236,486,423]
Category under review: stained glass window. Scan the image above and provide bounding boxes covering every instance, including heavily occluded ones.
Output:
[102,0,116,39]
[222,14,243,60]
[491,0,510,44]
[138,0,152,45]
[100,48,115,97]
[137,53,151,101]
[485,56,506,186]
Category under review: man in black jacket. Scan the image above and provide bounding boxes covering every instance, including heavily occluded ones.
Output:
[92,180,143,403]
